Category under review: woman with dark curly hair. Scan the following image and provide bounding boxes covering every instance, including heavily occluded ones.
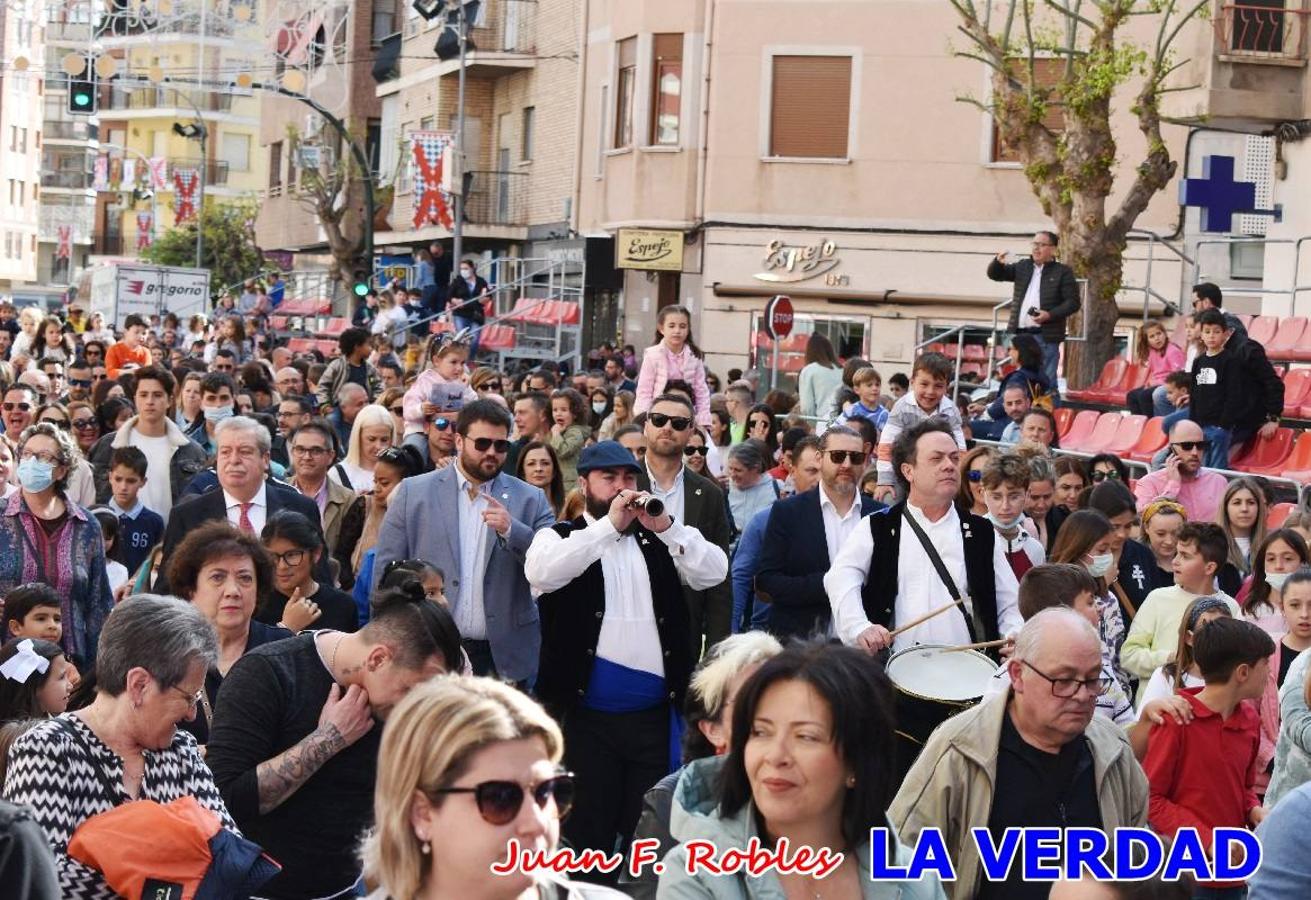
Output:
[165,519,290,745]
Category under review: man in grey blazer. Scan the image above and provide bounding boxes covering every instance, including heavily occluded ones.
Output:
[986,229,1081,394]
[373,399,555,683]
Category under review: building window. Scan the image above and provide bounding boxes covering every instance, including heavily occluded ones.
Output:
[269,142,283,188]
[520,106,535,161]
[614,37,637,149]
[769,55,852,159]
[650,34,682,146]
[18,129,26,154]
[990,58,1064,163]
[221,133,251,172]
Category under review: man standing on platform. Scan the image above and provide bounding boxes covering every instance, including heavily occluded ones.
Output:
[987,230,1080,394]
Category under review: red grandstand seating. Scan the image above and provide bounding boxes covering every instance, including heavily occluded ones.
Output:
[1103,414,1149,456]
[1125,417,1168,462]
[1061,410,1101,449]
[963,343,988,362]
[557,301,581,325]
[1068,412,1122,454]
[1053,407,1075,438]
[316,317,349,337]
[286,337,313,353]
[958,362,986,381]
[503,297,540,321]
[1266,317,1308,359]
[314,339,338,357]
[1067,358,1129,404]
[1274,433,1311,483]
[268,316,289,332]
[1237,314,1254,329]
[429,319,454,334]
[1090,364,1148,406]
[1269,502,1297,529]
[925,342,946,356]
[1283,369,1311,418]
[1247,315,1279,346]
[480,324,517,352]
[1232,426,1295,474]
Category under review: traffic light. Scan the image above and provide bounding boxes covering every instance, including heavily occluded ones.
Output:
[352,269,371,298]
[68,65,96,115]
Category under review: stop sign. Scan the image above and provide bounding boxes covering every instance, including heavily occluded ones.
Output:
[764,294,794,340]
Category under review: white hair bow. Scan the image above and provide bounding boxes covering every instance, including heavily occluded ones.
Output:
[0,640,49,684]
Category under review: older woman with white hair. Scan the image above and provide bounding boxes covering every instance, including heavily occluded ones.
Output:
[0,422,113,669]
[362,677,620,900]
[332,403,396,493]
[2,595,237,899]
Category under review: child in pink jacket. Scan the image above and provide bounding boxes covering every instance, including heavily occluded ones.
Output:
[402,335,479,435]
[633,304,711,426]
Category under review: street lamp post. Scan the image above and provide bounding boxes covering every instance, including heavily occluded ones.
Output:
[164,81,209,269]
[452,0,467,267]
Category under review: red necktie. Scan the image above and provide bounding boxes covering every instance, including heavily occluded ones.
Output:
[238,502,254,533]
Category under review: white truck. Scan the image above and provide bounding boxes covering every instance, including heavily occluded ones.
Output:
[85,262,210,327]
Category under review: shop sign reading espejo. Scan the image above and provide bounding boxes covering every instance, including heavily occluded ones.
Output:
[616,228,684,272]
[754,238,849,287]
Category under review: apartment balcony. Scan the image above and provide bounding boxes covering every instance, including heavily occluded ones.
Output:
[46,19,93,43]
[44,120,99,143]
[105,86,235,116]
[400,0,536,80]
[465,170,528,226]
[41,170,94,190]
[167,158,231,187]
[1164,2,1311,127]
[37,201,95,244]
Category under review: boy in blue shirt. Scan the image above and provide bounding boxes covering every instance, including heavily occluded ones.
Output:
[106,446,165,578]
[841,365,889,431]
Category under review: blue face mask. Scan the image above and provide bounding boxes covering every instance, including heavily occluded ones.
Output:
[985,511,1023,531]
[203,404,233,423]
[1086,552,1115,579]
[16,457,54,493]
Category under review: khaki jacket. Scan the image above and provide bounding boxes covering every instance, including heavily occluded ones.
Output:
[320,477,357,556]
[888,689,1148,899]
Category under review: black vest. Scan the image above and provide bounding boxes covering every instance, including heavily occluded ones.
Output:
[535,518,693,714]
[859,502,1002,643]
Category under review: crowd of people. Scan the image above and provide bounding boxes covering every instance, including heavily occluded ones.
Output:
[0,237,1309,899]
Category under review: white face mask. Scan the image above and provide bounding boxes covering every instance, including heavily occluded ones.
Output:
[1266,572,1291,592]
[1086,553,1115,579]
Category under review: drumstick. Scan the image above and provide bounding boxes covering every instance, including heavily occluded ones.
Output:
[939,638,1011,654]
[888,600,965,638]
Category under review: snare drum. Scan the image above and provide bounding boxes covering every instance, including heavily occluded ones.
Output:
[886,644,996,780]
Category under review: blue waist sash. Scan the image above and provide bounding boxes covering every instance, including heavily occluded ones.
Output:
[582,657,684,773]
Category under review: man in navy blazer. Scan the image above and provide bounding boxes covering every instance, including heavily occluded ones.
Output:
[755,426,884,639]
[373,399,554,683]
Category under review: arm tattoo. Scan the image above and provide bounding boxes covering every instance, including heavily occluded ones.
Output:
[255,723,347,815]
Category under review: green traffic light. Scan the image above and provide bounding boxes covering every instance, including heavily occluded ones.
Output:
[353,281,369,296]
[73,92,91,107]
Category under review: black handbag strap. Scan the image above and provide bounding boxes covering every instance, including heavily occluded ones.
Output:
[55,717,123,808]
[900,509,979,642]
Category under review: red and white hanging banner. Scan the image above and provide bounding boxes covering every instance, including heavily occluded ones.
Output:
[56,226,72,260]
[148,157,168,190]
[137,213,153,250]
[410,131,454,231]
[173,168,200,223]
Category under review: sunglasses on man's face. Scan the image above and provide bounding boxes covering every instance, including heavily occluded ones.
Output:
[469,437,511,454]
[1172,440,1211,452]
[648,412,691,431]
[1090,470,1120,483]
[683,445,709,457]
[826,450,867,466]
[69,378,91,388]
[431,774,575,826]
[3,402,30,413]
[431,417,454,431]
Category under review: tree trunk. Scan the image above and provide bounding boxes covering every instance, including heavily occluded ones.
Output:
[1062,249,1125,389]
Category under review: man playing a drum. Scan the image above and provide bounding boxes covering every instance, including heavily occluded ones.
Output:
[889,608,1149,900]
[825,418,1023,654]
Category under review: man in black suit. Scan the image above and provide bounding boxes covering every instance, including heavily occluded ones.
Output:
[636,392,733,657]
[755,426,884,639]
[986,230,1080,395]
[155,415,326,593]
